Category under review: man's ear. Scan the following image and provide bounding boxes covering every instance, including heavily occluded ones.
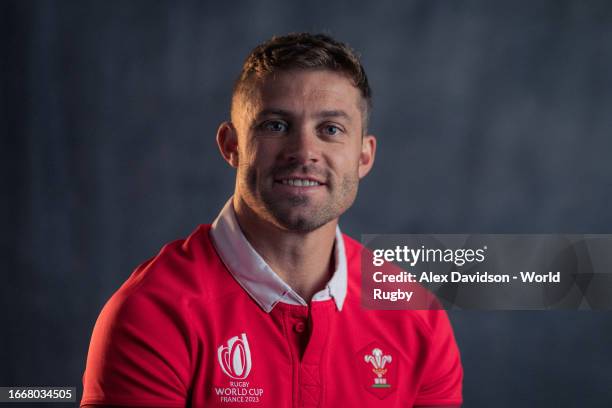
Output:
[216,121,239,168]
[358,134,377,179]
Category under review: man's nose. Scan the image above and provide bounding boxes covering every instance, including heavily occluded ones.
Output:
[282,126,320,164]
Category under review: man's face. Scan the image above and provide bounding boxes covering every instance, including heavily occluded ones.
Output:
[220,69,376,232]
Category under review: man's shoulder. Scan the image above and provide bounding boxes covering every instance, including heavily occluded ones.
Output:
[124,224,213,286]
[104,224,235,314]
[341,232,452,335]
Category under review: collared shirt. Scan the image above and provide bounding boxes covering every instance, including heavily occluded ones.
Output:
[81,201,463,408]
[209,198,347,312]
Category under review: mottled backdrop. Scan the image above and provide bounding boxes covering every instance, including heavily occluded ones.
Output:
[3,1,612,406]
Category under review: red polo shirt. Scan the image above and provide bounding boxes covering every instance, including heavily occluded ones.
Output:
[81,210,462,407]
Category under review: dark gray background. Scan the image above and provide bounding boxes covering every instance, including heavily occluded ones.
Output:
[3,1,612,406]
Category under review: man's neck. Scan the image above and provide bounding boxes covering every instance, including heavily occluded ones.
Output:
[233,198,337,303]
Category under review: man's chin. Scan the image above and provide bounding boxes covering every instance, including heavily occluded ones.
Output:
[269,209,333,233]
[278,218,327,233]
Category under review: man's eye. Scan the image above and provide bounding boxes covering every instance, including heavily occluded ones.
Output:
[321,125,342,136]
[262,121,288,132]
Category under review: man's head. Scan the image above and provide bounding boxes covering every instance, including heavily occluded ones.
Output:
[217,33,376,233]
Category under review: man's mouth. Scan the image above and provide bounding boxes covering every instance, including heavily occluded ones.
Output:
[274,175,327,188]
[278,178,322,187]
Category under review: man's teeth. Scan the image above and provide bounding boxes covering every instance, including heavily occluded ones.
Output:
[281,179,321,187]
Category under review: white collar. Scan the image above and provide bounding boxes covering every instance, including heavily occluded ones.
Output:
[209,198,347,313]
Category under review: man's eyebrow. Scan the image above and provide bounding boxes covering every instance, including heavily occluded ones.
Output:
[254,109,353,122]
[255,109,292,119]
[315,110,351,121]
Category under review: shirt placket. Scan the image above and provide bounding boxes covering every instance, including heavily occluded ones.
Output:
[283,302,332,408]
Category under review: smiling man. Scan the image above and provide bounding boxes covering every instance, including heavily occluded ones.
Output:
[81,33,463,408]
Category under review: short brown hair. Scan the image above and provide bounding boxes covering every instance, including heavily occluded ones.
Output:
[231,32,372,130]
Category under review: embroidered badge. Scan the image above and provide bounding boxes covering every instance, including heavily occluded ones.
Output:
[364,348,392,388]
[214,333,264,404]
[355,341,398,399]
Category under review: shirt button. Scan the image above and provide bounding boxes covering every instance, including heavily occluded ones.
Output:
[294,321,306,333]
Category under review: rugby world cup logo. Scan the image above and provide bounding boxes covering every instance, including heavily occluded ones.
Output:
[217,333,252,379]
[364,348,392,388]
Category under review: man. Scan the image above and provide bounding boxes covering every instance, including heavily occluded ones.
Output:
[81,33,463,407]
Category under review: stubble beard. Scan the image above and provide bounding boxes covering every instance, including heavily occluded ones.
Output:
[242,166,359,233]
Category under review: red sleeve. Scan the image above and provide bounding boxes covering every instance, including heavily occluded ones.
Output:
[81,278,193,408]
[414,310,463,407]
